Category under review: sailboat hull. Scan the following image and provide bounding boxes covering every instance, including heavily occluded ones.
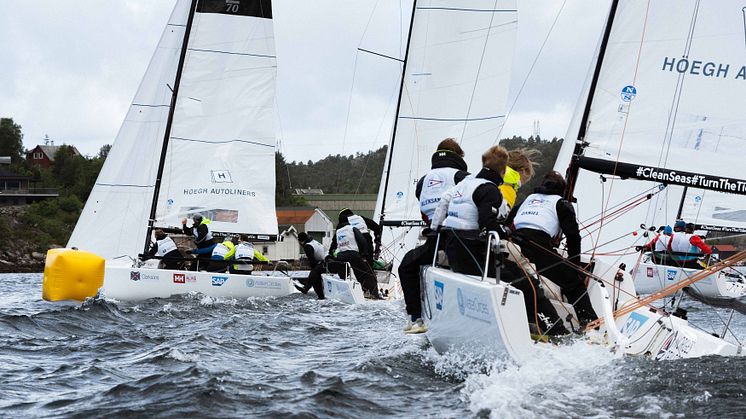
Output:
[422,260,744,362]
[101,265,295,301]
[632,259,746,299]
[321,270,402,304]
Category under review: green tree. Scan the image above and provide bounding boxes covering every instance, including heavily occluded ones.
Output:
[0,118,25,164]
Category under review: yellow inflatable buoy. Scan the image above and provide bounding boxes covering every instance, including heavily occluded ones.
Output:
[42,248,105,302]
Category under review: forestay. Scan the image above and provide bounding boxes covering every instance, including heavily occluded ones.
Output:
[154,0,277,240]
[375,0,518,263]
[68,0,192,259]
[556,0,746,261]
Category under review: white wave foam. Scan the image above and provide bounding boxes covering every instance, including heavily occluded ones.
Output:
[462,340,621,418]
[168,348,199,362]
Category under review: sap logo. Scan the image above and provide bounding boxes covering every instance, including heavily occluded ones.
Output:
[211,170,233,184]
[666,269,678,281]
[646,267,654,278]
[130,271,140,281]
[620,312,648,336]
[212,276,228,287]
[173,273,186,284]
[434,280,444,310]
[245,278,255,288]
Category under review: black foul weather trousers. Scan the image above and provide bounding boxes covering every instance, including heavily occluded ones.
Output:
[398,236,437,319]
[331,251,380,298]
[515,230,598,324]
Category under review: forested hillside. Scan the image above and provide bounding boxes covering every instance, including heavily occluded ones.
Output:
[1,115,570,268]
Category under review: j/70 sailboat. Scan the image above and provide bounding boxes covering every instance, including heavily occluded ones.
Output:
[553,0,746,303]
[421,0,745,362]
[44,0,296,301]
[321,0,519,303]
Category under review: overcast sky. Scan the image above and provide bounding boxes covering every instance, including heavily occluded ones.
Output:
[0,0,609,162]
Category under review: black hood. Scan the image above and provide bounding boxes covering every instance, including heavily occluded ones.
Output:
[534,183,564,196]
[475,167,503,185]
[431,150,468,171]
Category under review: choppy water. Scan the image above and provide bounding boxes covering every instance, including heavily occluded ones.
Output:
[1,273,744,418]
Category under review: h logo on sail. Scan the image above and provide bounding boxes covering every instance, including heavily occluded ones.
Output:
[211,170,233,183]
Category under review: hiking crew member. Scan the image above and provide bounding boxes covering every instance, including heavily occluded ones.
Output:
[508,171,598,327]
[145,229,184,270]
[432,147,568,336]
[328,214,381,299]
[207,236,235,272]
[295,232,328,298]
[398,138,469,333]
[230,234,270,274]
[182,214,216,270]
[498,149,539,216]
[338,208,381,261]
[670,224,712,269]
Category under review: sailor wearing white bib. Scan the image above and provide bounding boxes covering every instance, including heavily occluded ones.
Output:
[230,234,270,274]
[399,139,469,332]
[507,171,598,326]
[338,208,381,261]
[328,214,381,299]
[295,232,328,298]
[145,229,183,270]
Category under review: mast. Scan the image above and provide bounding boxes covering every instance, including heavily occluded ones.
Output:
[142,0,199,255]
[378,0,418,227]
[564,0,619,201]
[676,186,688,220]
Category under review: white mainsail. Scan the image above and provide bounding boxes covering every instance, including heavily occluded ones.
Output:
[68,0,192,259]
[69,0,278,260]
[154,0,278,239]
[375,0,518,264]
[555,0,746,263]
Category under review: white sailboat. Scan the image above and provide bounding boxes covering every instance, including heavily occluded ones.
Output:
[550,0,746,301]
[47,0,295,301]
[421,0,746,362]
[321,0,519,303]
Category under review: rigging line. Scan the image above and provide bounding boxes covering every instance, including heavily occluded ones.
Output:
[187,48,275,58]
[458,0,501,142]
[355,85,401,195]
[401,115,505,122]
[580,191,655,231]
[357,48,404,63]
[493,0,567,144]
[598,0,652,243]
[337,0,384,193]
[95,183,154,188]
[171,136,274,148]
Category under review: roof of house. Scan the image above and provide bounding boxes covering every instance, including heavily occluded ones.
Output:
[29,145,81,162]
[277,207,317,225]
[713,244,738,251]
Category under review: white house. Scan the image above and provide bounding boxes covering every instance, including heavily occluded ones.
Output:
[258,207,334,261]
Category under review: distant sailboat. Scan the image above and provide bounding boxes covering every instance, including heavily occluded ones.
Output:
[50,0,295,301]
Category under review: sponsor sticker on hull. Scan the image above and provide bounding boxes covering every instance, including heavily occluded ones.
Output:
[456,287,493,324]
[212,276,228,287]
[173,273,185,284]
[130,271,159,281]
[434,280,444,310]
[245,277,282,289]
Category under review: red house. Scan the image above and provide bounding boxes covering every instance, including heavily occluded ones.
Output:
[26,143,80,168]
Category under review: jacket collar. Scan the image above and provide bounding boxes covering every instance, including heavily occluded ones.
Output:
[475,167,504,184]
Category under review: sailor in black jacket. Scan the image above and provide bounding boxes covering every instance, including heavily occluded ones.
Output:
[507,171,597,326]
[399,138,469,332]
[431,145,510,276]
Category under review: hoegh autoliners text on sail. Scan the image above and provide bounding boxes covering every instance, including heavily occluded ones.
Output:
[183,188,257,196]
[661,56,746,79]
